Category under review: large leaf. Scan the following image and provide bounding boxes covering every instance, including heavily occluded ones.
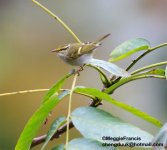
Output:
[110,38,150,62]
[71,107,153,147]
[41,116,66,150]
[15,90,70,150]
[67,138,117,150]
[152,123,167,150]
[89,59,130,77]
[74,87,162,127]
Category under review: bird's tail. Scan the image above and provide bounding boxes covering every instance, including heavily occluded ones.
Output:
[95,33,111,43]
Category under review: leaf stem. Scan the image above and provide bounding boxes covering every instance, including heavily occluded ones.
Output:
[104,74,165,94]
[126,43,167,71]
[32,0,81,43]
[65,73,78,148]
[132,61,167,75]
[149,43,167,51]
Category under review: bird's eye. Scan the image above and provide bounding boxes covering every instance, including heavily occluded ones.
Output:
[84,42,91,44]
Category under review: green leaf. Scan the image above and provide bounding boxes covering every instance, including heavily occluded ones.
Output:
[71,107,153,147]
[41,116,66,150]
[15,91,69,150]
[51,144,65,150]
[152,123,167,149]
[165,66,167,80]
[110,38,150,62]
[89,59,130,77]
[146,68,165,76]
[74,87,162,127]
[42,73,72,104]
[67,138,117,150]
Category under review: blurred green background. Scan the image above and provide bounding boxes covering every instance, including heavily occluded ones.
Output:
[0,0,167,149]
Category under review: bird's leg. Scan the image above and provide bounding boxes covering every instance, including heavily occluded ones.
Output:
[76,64,85,76]
[69,65,85,76]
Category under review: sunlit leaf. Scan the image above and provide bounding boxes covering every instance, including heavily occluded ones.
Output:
[110,38,150,62]
[71,107,153,147]
[152,123,167,150]
[89,59,130,77]
[41,116,66,150]
[15,90,69,150]
[74,87,162,127]
[67,138,117,150]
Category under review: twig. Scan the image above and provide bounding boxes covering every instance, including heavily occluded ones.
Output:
[0,89,49,97]
[32,0,81,43]
[113,43,167,84]
[31,122,74,148]
[104,74,166,94]
[126,42,167,71]
[65,74,78,148]
[132,61,167,75]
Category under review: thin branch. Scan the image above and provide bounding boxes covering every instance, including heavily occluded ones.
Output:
[149,43,167,51]
[32,0,81,43]
[104,74,165,94]
[65,74,78,148]
[113,43,167,84]
[132,61,167,75]
[126,42,167,71]
[0,89,49,97]
[31,122,74,148]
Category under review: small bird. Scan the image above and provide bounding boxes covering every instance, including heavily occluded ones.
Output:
[52,34,111,66]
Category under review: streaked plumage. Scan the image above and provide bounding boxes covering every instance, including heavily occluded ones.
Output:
[52,34,110,66]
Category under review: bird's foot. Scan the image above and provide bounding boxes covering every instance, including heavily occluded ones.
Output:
[76,65,85,76]
[69,65,85,76]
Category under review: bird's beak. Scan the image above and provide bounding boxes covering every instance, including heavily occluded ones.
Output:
[51,48,60,52]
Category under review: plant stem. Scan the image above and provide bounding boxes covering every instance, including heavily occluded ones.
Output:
[32,0,81,43]
[114,43,167,84]
[149,43,167,51]
[104,74,165,94]
[0,89,49,97]
[132,61,167,75]
[31,121,74,148]
[65,73,78,149]
[126,43,167,71]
